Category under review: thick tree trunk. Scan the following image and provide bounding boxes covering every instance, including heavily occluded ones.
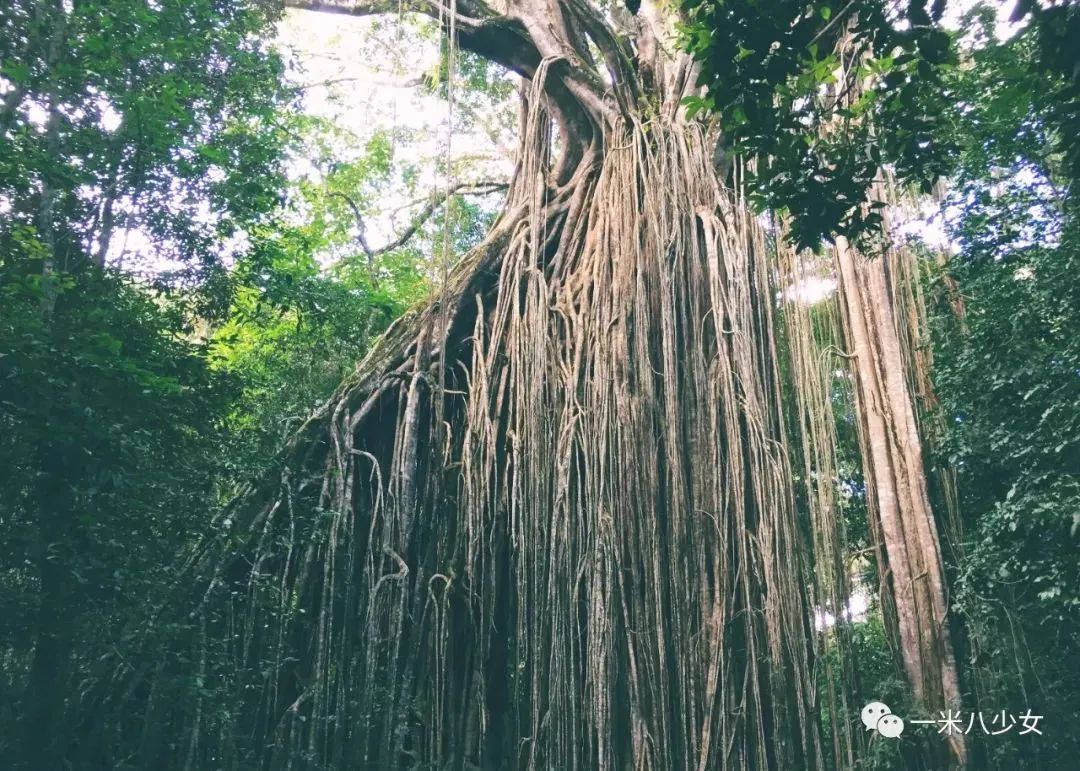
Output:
[167,110,826,770]
[123,3,835,758]
[92,1,963,768]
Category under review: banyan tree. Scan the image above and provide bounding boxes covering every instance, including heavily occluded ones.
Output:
[90,0,965,767]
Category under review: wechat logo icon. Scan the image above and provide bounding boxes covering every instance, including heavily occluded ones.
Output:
[862,701,905,738]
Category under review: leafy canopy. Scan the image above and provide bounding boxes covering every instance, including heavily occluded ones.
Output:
[680,0,958,250]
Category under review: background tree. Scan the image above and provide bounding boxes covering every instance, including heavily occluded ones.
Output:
[926,11,1080,766]
[0,0,292,762]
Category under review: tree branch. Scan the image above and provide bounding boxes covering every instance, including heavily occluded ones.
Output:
[285,0,626,179]
[286,0,489,26]
[330,182,509,263]
[329,191,376,258]
[284,0,618,128]
[374,181,507,256]
[287,0,432,18]
[290,75,426,92]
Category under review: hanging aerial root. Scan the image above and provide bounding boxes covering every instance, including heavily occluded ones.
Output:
[96,104,846,771]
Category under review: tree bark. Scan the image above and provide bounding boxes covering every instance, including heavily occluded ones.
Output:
[835,234,966,765]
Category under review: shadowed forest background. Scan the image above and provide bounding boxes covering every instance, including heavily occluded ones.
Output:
[1,0,1078,768]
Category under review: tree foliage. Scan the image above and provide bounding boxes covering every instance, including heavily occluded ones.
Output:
[0,0,291,280]
[922,16,1080,766]
[680,0,957,249]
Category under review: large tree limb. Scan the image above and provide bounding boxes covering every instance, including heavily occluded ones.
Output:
[284,0,626,156]
[287,0,484,21]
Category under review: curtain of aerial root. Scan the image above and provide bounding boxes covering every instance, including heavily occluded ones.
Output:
[126,111,842,769]
[834,233,967,765]
[776,241,861,769]
[773,173,971,767]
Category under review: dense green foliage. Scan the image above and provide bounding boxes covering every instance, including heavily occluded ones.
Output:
[680,0,958,249]
[1,0,291,763]
[1011,0,1080,181]
[680,0,1080,254]
[208,128,431,477]
[0,265,229,731]
[0,0,290,280]
[925,17,1080,766]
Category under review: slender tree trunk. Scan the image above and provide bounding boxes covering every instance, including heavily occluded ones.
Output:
[21,449,76,768]
[19,7,77,764]
[835,235,966,764]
